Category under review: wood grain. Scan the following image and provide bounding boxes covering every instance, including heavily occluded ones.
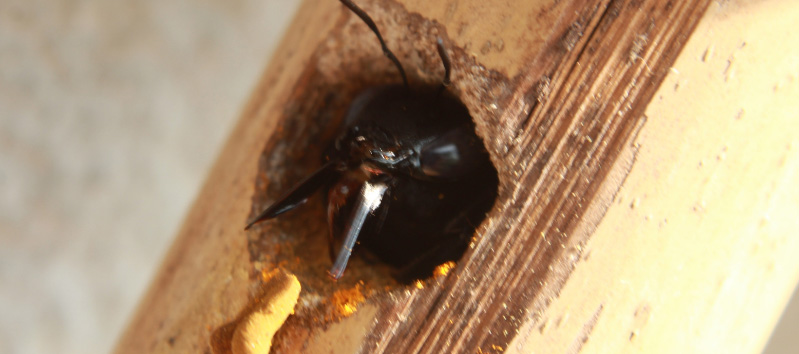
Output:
[115,0,799,353]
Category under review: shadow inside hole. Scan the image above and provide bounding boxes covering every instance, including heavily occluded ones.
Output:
[245,0,500,308]
[246,65,403,295]
[247,74,498,291]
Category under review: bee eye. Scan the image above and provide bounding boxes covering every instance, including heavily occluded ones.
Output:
[420,127,486,179]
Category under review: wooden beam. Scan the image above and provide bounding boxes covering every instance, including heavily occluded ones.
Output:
[115,0,799,353]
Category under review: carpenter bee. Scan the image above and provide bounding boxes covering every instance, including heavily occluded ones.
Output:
[246,0,498,281]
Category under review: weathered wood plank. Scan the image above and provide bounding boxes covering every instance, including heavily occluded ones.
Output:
[115,0,799,353]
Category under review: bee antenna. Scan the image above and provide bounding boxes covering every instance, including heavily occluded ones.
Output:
[339,0,409,89]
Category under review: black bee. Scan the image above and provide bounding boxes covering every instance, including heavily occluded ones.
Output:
[246,0,498,281]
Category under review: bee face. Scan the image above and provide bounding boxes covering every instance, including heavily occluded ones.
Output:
[245,1,498,282]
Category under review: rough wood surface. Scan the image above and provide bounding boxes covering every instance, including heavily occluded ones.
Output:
[115,0,799,353]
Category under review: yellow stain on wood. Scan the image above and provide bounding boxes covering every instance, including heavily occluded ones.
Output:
[328,283,366,318]
[230,272,301,354]
[434,261,456,277]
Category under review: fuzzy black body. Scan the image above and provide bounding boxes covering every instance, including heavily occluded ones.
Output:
[325,85,497,278]
[245,0,498,281]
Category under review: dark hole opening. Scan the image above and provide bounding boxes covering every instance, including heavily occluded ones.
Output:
[323,83,499,283]
[247,79,498,285]
[244,4,503,335]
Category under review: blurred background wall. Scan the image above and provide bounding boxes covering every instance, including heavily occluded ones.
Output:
[0,0,300,352]
[0,0,795,353]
